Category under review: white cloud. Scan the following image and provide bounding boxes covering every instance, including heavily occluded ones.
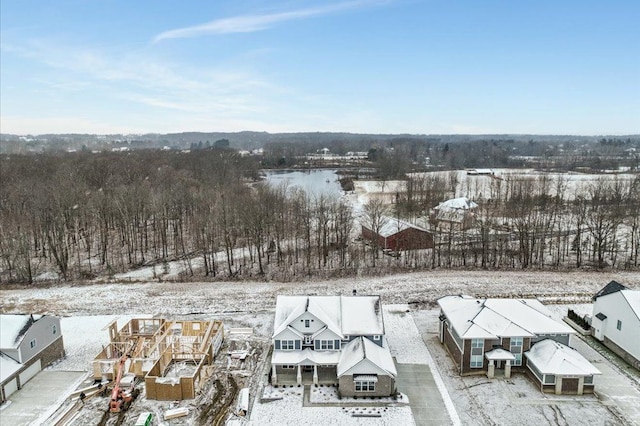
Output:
[154,0,388,42]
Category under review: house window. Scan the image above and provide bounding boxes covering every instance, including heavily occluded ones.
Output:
[544,374,555,384]
[373,335,381,341]
[30,339,37,349]
[584,375,593,385]
[304,319,310,328]
[282,365,296,369]
[355,381,376,392]
[617,320,622,331]
[281,340,295,350]
[470,338,484,368]
[53,325,57,335]
[510,337,523,366]
[319,340,335,350]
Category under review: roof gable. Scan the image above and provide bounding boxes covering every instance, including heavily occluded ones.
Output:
[594,280,627,300]
[0,314,43,349]
[621,290,640,321]
[273,295,383,339]
[337,337,396,378]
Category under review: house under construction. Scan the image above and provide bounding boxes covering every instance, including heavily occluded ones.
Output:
[93,317,224,400]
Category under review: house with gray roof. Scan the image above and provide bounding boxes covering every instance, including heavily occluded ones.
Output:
[271,295,397,397]
[1,314,65,403]
[591,281,640,369]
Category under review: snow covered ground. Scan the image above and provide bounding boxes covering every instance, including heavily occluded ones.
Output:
[2,271,639,425]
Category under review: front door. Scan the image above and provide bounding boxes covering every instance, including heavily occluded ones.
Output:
[495,360,502,369]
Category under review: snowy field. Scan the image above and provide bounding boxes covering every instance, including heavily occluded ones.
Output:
[2,271,640,425]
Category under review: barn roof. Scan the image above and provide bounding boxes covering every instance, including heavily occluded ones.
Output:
[375,217,430,238]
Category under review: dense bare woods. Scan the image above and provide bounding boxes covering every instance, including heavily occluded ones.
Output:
[1,151,639,284]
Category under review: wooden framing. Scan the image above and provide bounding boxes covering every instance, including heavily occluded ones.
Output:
[144,320,223,400]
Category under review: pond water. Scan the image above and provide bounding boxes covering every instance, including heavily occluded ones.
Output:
[263,169,342,198]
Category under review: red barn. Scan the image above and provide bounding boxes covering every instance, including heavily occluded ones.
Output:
[361,217,434,251]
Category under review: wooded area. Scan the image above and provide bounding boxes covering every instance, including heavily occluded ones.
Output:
[0,149,638,284]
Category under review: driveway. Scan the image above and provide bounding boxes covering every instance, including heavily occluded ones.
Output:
[396,363,450,426]
[0,370,86,426]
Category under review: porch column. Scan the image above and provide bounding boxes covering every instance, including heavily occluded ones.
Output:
[504,360,511,379]
[577,377,584,395]
[296,365,302,385]
[487,360,495,378]
[272,365,277,385]
[313,365,318,385]
[555,377,562,395]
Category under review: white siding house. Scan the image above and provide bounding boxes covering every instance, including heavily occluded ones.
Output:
[591,281,640,369]
[1,315,65,403]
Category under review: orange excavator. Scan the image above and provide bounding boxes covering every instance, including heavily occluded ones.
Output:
[109,354,136,413]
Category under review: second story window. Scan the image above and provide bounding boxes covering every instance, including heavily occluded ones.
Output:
[617,320,622,331]
[305,319,310,328]
[281,340,295,350]
[30,339,37,349]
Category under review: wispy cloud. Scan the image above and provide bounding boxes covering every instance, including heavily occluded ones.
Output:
[154,0,387,42]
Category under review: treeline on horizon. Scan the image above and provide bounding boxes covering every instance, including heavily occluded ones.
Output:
[2,132,639,173]
[0,148,639,284]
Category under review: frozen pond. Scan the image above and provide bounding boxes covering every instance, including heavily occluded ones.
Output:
[263,169,342,198]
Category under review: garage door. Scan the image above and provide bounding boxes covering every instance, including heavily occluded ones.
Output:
[18,359,41,386]
[3,378,18,399]
[561,377,579,393]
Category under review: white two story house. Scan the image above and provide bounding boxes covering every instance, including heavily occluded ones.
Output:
[591,281,640,369]
[271,295,397,397]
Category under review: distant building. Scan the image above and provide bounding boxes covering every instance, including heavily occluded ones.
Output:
[591,281,640,369]
[1,315,65,403]
[361,217,434,252]
[432,197,478,229]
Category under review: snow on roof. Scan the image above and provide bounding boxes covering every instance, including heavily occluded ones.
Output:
[375,217,430,238]
[341,296,384,336]
[621,290,640,320]
[273,295,383,338]
[485,348,516,361]
[437,296,573,340]
[0,314,43,349]
[435,197,478,211]
[0,352,22,382]
[525,340,601,376]
[272,348,342,366]
[337,337,396,378]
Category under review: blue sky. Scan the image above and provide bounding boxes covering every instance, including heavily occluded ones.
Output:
[1,0,638,135]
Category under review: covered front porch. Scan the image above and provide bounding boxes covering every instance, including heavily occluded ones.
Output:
[271,349,341,385]
[485,348,515,379]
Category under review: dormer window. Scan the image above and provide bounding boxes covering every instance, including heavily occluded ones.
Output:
[373,335,381,341]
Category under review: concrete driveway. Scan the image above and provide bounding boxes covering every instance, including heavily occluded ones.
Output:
[396,363,450,426]
[0,370,85,426]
